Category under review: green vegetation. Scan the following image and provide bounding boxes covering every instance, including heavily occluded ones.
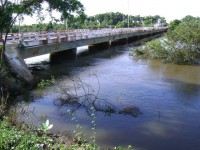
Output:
[39,120,53,133]
[0,117,53,150]
[11,13,167,32]
[132,16,200,65]
[37,76,56,89]
[0,113,137,150]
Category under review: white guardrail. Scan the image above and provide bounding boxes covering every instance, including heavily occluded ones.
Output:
[1,27,166,47]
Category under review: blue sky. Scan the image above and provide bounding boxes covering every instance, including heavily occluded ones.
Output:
[23,0,200,24]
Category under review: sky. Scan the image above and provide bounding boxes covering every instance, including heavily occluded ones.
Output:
[23,0,200,25]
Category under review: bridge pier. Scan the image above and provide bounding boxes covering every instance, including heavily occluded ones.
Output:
[4,45,33,83]
[50,48,77,63]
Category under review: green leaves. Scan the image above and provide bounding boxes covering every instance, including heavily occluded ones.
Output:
[37,76,56,88]
[0,117,53,149]
[132,16,200,65]
[40,119,53,133]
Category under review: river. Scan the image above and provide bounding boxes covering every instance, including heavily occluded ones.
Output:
[15,42,200,150]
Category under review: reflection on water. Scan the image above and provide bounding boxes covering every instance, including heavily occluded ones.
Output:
[17,44,200,150]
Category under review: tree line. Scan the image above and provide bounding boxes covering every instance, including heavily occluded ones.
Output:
[11,12,167,33]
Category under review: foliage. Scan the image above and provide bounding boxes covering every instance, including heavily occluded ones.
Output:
[114,145,133,150]
[168,19,181,31]
[132,40,168,60]
[11,13,167,31]
[144,40,168,59]
[66,109,99,150]
[0,88,9,118]
[40,119,53,133]
[133,48,146,56]
[167,17,200,46]
[166,16,200,64]
[132,16,200,65]
[37,76,56,88]
[0,117,53,150]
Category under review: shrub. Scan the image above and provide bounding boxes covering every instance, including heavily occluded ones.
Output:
[131,40,168,60]
[133,48,146,56]
[37,76,56,89]
[131,16,200,65]
[0,117,53,150]
[144,40,168,59]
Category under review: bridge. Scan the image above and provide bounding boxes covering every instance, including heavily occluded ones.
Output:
[3,27,167,83]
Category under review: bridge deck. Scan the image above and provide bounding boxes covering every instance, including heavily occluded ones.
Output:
[3,27,167,83]
[1,27,167,47]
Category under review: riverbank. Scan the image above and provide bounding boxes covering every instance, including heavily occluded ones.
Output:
[0,116,92,149]
[0,115,135,149]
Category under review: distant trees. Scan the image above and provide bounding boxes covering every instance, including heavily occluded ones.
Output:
[82,13,166,29]
[11,12,167,32]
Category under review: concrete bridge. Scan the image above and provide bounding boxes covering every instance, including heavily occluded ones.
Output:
[3,27,167,83]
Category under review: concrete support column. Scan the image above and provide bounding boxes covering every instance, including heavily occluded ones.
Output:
[47,35,51,43]
[4,45,33,83]
[57,34,61,43]
[67,32,70,41]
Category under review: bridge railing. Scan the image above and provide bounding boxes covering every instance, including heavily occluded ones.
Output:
[1,27,167,47]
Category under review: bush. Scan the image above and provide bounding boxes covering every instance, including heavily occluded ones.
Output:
[131,40,168,60]
[166,47,197,64]
[0,117,53,150]
[131,16,200,65]
[132,48,145,56]
[144,40,168,59]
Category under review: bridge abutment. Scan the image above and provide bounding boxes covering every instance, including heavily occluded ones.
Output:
[4,45,33,83]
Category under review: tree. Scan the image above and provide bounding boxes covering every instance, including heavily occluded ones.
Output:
[0,0,84,59]
[167,17,200,48]
[168,19,181,31]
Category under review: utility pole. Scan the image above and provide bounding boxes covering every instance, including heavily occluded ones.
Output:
[65,19,68,31]
[128,0,130,28]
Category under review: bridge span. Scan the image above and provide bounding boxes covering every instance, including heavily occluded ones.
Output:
[3,27,167,83]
